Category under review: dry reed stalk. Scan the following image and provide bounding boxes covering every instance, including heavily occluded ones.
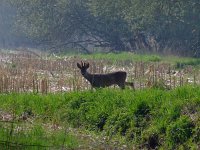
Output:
[0,77,3,93]
[33,78,36,93]
[139,78,142,90]
[72,79,76,91]
[168,66,172,89]
[194,72,196,85]
[173,76,176,89]
[134,63,137,79]
[140,62,144,78]
[68,78,72,92]
[1,51,200,92]
[179,74,182,86]
[72,63,77,91]
[41,78,48,94]
[150,64,154,85]
[99,61,104,74]
[3,76,9,93]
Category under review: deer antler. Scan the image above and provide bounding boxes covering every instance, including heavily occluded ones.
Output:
[81,61,84,67]
[85,62,89,68]
[77,61,89,68]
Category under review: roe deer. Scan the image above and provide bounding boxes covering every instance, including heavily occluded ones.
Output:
[77,61,134,89]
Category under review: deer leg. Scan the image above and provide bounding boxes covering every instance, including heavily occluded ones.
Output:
[125,82,135,89]
[118,83,125,89]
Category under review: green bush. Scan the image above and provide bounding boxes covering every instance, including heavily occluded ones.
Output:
[166,116,194,148]
[0,86,200,149]
[65,109,82,127]
[68,98,87,110]
[134,101,150,117]
[193,122,200,144]
[105,110,133,136]
[90,111,108,131]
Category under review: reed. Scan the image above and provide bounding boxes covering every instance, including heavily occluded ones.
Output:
[0,50,199,93]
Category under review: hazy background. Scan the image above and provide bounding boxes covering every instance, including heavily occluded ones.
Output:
[0,0,200,56]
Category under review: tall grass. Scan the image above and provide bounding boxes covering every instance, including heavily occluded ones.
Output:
[0,93,78,149]
[1,50,200,93]
[0,122,78,149]
[0,86,199,149]
[63,86,200,149]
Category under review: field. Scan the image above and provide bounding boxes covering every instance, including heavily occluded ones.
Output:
[1,50,200,93]
[0,49,200,149]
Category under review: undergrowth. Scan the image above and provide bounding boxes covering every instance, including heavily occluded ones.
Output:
[0,86,199,149]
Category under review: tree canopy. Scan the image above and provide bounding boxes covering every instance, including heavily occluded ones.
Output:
[1,0,200,56]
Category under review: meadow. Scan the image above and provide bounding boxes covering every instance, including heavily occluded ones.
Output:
[0,87,199,149]
[0,49,200,149]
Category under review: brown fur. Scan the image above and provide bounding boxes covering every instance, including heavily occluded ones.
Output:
[77,61,134,89]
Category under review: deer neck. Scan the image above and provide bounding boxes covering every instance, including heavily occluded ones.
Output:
[83,71,94,83]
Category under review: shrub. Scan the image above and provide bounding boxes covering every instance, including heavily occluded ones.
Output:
[105,110,133,136]
[64,109,82,127]
[141,126,161,149]
[68,98,87,110]
[166,116,194,148]
[193,122,200,143]
[93,112,108,131]
[134,101,150,117]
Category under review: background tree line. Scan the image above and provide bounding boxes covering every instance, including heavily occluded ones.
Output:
[1,0,200,56]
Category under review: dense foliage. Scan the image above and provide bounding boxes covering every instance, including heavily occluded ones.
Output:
[0,86,199,149]
[1,1,200,56]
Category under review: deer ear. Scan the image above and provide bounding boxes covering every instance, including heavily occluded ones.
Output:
[77,63,82,69]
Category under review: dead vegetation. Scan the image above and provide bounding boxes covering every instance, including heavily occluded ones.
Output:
[0,50,199,93]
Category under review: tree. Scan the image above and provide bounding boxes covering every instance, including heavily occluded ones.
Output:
[0,0,16,47]
[8,0,200,56]
[11,0,148,52]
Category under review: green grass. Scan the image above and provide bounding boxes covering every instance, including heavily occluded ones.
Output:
[60,51,200,68]
[0,123,78,150]
[0,86,200,149]
[78,52,162,63]
[0,94,78,149]
[163,55,200,68]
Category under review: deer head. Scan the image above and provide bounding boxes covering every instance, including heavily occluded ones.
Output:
[77,61,90,75]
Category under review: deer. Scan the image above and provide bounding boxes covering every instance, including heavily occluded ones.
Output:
[77,61,134,89]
